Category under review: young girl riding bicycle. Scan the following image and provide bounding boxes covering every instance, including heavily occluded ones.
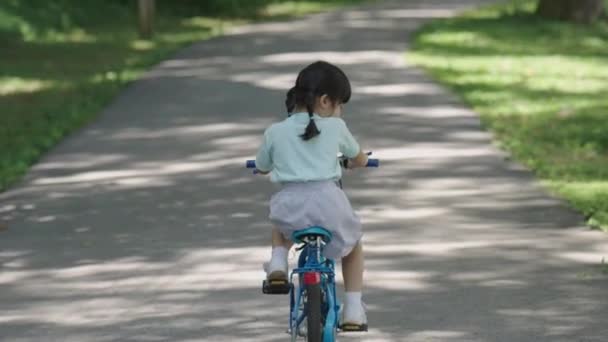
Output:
[255,61,369,329]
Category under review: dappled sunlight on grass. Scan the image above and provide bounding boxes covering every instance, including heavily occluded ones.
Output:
[0,77,55,95]
[180,17,235,32]
[549,181,608,232]
[129,40,157,51]
[260,0,369,19]
[33,28,98,44]
[409,0,608,229]
[1,0,608,340]
[263,1,337,17]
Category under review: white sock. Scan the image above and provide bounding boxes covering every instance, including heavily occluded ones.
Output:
[344,292,362,309]
[343,291,365,322]
[266,246,288,274]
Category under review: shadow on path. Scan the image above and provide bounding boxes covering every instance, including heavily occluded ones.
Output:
[1,0,607,341]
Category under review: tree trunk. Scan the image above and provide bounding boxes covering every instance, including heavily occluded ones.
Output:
[138,0,155,39]
[536,0,604,24]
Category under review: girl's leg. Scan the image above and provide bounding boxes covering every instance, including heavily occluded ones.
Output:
[342,241,364,291]
[267,227,293,279]
[341,241,366,325]
[272,226,293,249]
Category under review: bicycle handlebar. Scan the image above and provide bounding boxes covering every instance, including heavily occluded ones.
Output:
[366,158,380,167]
[246,158,379,169]
[246,160,256,169]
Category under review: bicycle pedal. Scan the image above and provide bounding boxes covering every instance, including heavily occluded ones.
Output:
[262,279,291,294]
[340,323,368,332]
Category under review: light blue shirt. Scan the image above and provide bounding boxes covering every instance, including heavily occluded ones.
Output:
[256,112,361,183]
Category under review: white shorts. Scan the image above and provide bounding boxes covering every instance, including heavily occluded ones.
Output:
[269,181,362,260]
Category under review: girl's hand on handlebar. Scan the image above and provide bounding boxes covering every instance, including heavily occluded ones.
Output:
[348,150,369,169]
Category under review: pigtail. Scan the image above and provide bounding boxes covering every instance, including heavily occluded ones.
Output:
[301,114,321,141]
[285,87,296,114]
[300,91,321,141]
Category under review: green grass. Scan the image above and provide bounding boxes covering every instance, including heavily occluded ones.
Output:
[0,0,366,191]
[408,1,608,231]
[262,0,371,18]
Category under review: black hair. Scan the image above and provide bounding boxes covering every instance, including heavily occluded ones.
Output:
[285,61,351,141]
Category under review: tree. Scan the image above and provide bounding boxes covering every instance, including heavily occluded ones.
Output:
[536,0,605,24]
[138,0,155,39]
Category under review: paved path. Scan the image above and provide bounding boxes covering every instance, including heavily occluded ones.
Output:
[1,0,607,341]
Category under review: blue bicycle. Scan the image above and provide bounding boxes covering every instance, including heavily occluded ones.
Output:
[246,156,379,342]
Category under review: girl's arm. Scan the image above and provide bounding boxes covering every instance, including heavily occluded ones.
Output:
[348,150,369,169]
[256,128,273,174]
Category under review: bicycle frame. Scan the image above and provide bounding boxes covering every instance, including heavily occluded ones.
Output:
[289,235,339,341]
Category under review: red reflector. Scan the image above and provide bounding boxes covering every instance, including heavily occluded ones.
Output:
[303,272,321,285]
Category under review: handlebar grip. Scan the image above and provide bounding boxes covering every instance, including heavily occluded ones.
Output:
[246,160,256,169]
[367,159,379,167]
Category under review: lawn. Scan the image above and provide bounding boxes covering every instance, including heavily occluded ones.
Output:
[408,0,608,231]
[0,0,367,191]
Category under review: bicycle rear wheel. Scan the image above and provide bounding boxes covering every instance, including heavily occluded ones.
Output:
[306,283,322,342]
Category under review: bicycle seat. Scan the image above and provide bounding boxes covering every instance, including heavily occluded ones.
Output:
[292,226,332,243]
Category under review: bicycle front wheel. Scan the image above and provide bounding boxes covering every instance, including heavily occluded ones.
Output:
[306,283,322,342]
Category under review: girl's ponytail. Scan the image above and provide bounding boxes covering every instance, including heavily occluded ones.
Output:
[285,87,297,113]
[301,91,320,141]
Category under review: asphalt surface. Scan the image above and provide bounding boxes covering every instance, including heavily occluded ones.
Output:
[1,0,607,341]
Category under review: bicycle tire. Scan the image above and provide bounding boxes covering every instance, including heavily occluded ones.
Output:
[306,283,322,342]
